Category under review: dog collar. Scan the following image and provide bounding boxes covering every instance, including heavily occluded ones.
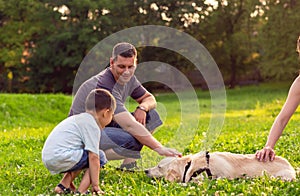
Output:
[183,151,212,182]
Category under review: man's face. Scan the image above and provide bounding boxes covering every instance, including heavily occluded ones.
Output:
[110,55,136,84]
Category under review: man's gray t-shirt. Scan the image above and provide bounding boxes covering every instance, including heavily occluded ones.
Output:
[42,113,100,174]
[69,68,146,116]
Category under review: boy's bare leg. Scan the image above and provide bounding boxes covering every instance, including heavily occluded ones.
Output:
[77,169,91,193]
[77,168,105,194]
[70,181,76,192]
[54,170,81,193]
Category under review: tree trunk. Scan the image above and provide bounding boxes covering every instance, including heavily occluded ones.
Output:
[229,54,237,89]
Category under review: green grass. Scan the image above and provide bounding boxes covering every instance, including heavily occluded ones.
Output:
[0,93,71,130]
[0,82,299,195]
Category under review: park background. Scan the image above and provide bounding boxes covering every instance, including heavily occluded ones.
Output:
[0,0,300,93]
[1,0,300,195]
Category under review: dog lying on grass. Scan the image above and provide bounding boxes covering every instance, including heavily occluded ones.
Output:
[145,151,296,182]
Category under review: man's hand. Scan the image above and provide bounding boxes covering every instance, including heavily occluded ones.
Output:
[134,107,147,125]
[154,146,182,157]
[255,146,275,162]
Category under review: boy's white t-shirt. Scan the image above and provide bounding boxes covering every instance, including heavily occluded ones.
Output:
[42,112,100,174]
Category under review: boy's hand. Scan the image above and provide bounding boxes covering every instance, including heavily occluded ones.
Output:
[154,146,182,157]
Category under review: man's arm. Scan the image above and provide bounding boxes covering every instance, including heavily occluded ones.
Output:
[114,112,181,157]
[134,91,157,125]
[114,112,161,149]
[135,91,157,111]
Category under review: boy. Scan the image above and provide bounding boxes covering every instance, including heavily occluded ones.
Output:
[42,88,116,194]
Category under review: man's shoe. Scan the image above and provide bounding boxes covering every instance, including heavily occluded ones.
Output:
[118,161,139,172]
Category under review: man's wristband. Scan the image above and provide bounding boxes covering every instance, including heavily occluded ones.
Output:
[137,105,147,112]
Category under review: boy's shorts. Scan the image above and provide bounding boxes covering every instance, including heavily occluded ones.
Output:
[100,109,162,159]
[64,149,107,173]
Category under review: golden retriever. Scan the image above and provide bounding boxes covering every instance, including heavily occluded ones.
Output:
[145,151,296,183]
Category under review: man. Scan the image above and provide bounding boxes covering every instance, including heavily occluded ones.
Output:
[69,42,181,169]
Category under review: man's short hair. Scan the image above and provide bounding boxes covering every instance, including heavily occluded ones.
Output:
[85,88,116,112]
[112,42,137,61]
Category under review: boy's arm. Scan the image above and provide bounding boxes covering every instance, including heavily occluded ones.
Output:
[88,151,101,192]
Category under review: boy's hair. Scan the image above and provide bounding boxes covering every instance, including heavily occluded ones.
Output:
[112,42,137,62]
[85,88,116,112]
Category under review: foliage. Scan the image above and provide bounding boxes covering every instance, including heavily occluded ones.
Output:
[25,0,114,93]
[258,0,300,80]
[0,0,48,92]
[191,0,263,88]
[0,83,300,195]
[1,0,300,93]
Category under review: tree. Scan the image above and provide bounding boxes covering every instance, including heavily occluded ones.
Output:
[0,0,46,92]
[188,0,263,88]
[258,0,300,80]
[27,0,114,93]
[0,0,127,93]
[1,0,298,93]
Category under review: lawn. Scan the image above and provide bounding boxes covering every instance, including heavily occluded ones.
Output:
[0,82,299,195]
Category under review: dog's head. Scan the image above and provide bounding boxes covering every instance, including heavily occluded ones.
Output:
[145,152,210,183]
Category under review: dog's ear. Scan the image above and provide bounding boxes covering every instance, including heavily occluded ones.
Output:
[166,169,181,182]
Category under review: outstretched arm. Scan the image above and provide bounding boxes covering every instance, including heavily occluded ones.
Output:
[256,75,300,161]
[114,111,181,157]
